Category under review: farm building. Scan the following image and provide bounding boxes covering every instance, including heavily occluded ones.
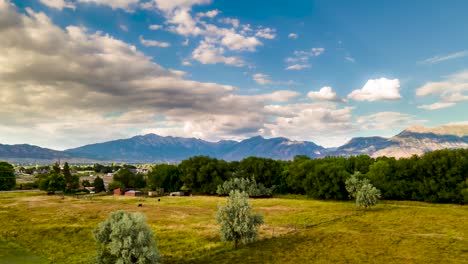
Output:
[113,188,124,196]
[125,190,143,197]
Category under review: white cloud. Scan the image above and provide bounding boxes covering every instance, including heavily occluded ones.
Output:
[308,87,344,102]
[417,102,456,110]
[76,0,140,10]
[285,64,310,70]
[192,40,244,66]
[348,78,401,101]
[288,33,298,39]
[255,27,276,39]
[345,56,355,62]
[39,0,76,10]
[182,58,191,66]
[146,0,273,66]
[120,24,128,32]
[419,50,468,65]
[285,47,324,70]
[357,112,426,131]
[416,70,468,109]
[252,73,272,85]
[218,17,239,28]
[149,24,163,30]
[139,35,170,47]
[263,103,355,147]
[196,9,219,18]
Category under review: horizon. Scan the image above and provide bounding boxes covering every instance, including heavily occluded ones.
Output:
[1,0,468,150]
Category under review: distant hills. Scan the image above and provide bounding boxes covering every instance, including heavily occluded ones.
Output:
[2,123,468,163]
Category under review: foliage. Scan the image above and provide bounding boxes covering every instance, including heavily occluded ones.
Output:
[82,180,92,187]
[345,171,370,198]
[355,183,381,208]
[216,176,275,196]
[113,168,145,189]
[0,161,15,190]
[63,162,79,191]
[93,210,160,264]
[216,190,264,249]
[39,172,66,194]
[93,176,105,193]
[147,164,181,192]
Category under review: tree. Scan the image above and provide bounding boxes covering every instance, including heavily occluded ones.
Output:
[113,167,145,189]
[82,180,92,187]
[356,183,381,209]
[216,190,263,249]
[39,172,66,194]
[63,162,79,191]
[345,171,370,198]
[93,176,105,193]
[345,172,381,208]
[0,161,15,190]
[93,210,160,264]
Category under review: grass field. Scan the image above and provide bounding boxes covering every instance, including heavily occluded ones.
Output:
[0,192,467,263]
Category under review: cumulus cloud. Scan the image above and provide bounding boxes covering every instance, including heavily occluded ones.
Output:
[139,35,170,47]
[192,40,244,66]
[39,0,76,10]
[288,33,298,39]
[255,27,276,39]
[348,78,401,101]
[263,103,355,147]
[416,70,468,110]
[143,0,273,66]
[308,87,345,102]
[252,73,272,85]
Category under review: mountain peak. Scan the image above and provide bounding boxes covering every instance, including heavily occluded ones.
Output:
[405,123,468,137]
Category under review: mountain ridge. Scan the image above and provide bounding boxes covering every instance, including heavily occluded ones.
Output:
[1,124,468,163]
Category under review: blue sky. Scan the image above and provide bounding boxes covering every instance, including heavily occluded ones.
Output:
[1,0,468,149]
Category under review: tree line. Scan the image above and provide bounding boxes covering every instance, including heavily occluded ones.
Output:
[145,149,468,203]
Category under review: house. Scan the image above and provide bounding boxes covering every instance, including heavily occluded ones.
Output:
[125,190,143,197]
[114,188,124,196]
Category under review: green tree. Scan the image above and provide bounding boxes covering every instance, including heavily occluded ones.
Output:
[356,183,381,209]
[113,167,145,189]
[39,172,66,194]
[63,162,79,191]
[93,210,160,264]
[93,176,105,193]
[0,161,15,190]
[216,190,264,249]
[345,171,370,199]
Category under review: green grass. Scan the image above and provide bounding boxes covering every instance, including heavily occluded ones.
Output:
[0,192,467,263]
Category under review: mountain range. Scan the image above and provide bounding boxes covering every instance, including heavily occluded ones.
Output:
[2,124,468,164]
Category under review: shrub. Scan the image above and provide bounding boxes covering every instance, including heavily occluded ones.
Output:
[216,190,263,249]
[216,177,274,197]
[93,210,160,264]
[356,183,381,208]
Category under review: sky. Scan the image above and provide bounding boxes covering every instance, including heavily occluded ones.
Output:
[1,0,468,150]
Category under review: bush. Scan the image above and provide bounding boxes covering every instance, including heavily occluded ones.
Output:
[0,161,15,190]
[216,177,274,197]
[93,210,160,264]
[356,183,381,208]
[216,190,263,249]
[346,172,381,208]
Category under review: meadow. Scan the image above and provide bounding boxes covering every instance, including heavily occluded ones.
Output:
[0,192,467,263]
